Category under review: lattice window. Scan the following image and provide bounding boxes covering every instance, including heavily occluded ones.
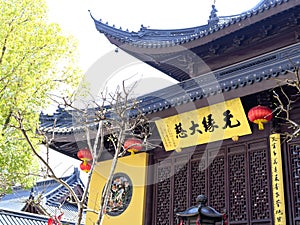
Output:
[153,139,273,225]
[191,159,206,205]
[174,163,188,225]
[156,165,172,225]
[249,149,270,220]
[290,144,300,218]
[209,156,225,211]
[228,153,247,222]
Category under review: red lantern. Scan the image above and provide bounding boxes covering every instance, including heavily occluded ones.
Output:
[248,105,273,130]
[77,149,93,172]
[48,212,63,225]
[48,218,54,225]
[80,161,92,173]
[77,148,92,161]
[124,138,143,155]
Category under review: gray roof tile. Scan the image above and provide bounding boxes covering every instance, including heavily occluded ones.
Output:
[0,208,77,225]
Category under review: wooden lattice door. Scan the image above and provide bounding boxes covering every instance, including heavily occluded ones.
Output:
[152,138,274,225]
[285,142,300,224]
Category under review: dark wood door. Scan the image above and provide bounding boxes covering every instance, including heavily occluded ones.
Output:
[151,138,273,225]
[284,142,300,225]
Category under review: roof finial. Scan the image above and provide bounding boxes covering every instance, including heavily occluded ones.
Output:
[208,1,219,28]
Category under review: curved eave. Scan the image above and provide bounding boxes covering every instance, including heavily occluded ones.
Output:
[91,0,291,50]
[91,14,208,49]
[134,44,300,116]
[40,42,300,134]
[45,170,85,207]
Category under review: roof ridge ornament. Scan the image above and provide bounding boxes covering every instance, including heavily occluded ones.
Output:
[208,2,219,28]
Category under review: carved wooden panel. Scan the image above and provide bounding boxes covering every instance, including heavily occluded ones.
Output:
[173,163,188,223]
[155,164,172,225]
[289,144,300,219]
[208,155,225,211]
[191,158,206,205]
[249,149,270,220]
[152,138,273,225]
[228,152,247,222]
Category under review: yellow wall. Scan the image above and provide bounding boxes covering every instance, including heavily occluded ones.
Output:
[85,153,148,225]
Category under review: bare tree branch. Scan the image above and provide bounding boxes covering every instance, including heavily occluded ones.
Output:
[272,65,300,141]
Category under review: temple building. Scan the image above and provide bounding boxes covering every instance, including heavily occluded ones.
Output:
[40,0,300,224]
[0,168,85,224]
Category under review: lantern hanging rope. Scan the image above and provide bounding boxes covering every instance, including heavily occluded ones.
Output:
[248,105,273,130]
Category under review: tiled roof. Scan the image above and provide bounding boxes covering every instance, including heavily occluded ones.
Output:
[0,208,76,225]
[37,0,300,161]
[0,209,49,225]
[39,42,300,135]
[90,0,289,47]
[90,0,299,82]
[0,168,85,224]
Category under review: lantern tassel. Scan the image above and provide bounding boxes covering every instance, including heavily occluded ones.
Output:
[255,119,268,130]
[127,149,135,156]
[258,121,264,130]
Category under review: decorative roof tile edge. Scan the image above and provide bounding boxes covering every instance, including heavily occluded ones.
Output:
[0,208,77,225]
[136,42,300,113]
[44,168,85,207]
[89,0,290,48]
[39,42,300,134]
[0,208,49,222]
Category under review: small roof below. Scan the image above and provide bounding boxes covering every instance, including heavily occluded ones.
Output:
[0,168,85,224]
[0,208,76,225]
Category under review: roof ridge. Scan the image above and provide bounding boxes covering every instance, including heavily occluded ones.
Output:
[90,0,290,47]
[44,168,82,200]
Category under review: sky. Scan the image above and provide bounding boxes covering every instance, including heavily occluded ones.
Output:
[45,0,262,178]
[47,0,261,72]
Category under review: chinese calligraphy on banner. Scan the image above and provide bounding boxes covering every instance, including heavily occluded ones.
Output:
[269,133,286,225]
[155,98,252,151]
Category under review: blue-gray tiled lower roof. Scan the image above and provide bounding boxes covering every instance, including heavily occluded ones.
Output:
[0,209,49,225]
[39,42,300,135]
[0,208,76,225]
[0,168,85,223]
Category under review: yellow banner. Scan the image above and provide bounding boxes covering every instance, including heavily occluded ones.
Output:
[269,133,286,225]
[155,98,251,151]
